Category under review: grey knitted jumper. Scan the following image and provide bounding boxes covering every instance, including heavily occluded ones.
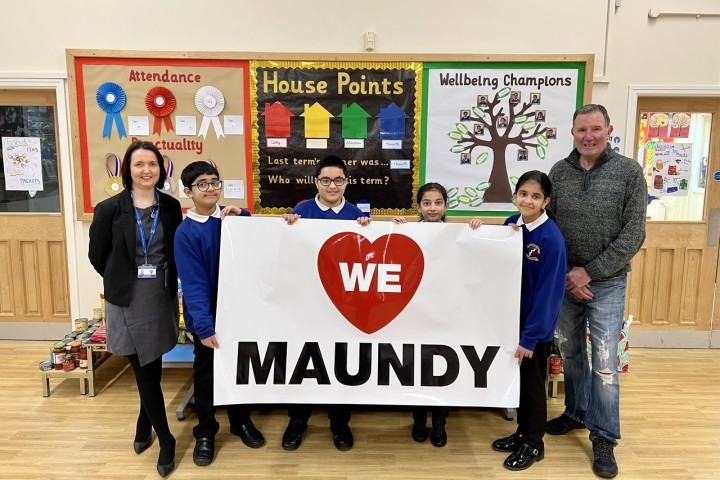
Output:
[548,144,647,281]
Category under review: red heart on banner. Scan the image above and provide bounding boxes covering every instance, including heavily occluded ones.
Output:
[317,232,424,334]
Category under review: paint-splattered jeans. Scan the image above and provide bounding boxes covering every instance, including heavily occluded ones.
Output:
[557,274,626,444]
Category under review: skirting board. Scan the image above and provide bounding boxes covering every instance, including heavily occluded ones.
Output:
[632,329,720,349]
[0,322,72,341]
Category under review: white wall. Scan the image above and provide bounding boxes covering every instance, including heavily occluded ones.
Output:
[2,0,719,319]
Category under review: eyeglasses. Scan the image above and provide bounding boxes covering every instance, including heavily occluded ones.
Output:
[317,177,347,187]
[190,180,222,191]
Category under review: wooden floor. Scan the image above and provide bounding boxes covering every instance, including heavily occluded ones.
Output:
[3,341,719,480]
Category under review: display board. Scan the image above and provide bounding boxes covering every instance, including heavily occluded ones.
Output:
[422,61,587,215]
[252,61,421,215]
[68,54,252,220]
[68,52,592,220]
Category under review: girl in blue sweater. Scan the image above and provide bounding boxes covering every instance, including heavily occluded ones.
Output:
[491,170,567,471]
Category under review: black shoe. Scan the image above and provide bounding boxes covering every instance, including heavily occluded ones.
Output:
[133,434,153,454]
[230,420,266,448]
[411,420,428,442]
[156,437,176,478]
[157,460,175,478]
[192,436,215,467]
[430,421,447,447]
[592,437,618,478]
[332,423,354,451]
[546,414,586,435]
[492,433,523,452]
[281,419,307,451]
[503,443,544,471]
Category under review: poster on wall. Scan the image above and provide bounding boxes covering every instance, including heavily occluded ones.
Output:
[422,62,585,215]
[640,112,693,185]
[252,61,422,215]
[649,142,692,196]
[1,137,43,191]
[71,56,252,217]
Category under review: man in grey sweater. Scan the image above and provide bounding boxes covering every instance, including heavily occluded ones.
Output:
[545,104,647,479]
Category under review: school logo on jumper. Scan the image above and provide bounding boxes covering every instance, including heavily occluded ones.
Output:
[317,233,424,334]
[525,243,540,262]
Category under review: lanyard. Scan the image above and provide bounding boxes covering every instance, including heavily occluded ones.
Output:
[131,191,160,265]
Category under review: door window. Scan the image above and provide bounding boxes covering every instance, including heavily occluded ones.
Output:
[0,105,60,213]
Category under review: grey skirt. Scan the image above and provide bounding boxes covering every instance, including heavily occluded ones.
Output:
[105,269,179,367]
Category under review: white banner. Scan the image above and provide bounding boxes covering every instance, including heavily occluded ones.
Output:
[214,217,522,408]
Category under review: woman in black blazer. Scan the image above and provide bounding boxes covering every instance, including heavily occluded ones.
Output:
[89,141,183,478]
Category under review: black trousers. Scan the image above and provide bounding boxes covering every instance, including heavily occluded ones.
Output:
[288,405,351,428]
[412,406,449,424]
[193,339,251,439]
[516,341,552,449]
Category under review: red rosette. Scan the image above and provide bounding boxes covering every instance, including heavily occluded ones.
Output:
[145,87,176,134]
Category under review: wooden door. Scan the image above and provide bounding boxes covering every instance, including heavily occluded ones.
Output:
[0,89,70,337]
[628,97,720,347]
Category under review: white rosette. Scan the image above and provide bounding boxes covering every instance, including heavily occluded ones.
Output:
[195,86,225,139]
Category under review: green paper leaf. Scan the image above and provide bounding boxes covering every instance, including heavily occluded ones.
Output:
[475,152,489,165]
[497,87,511,98]
[472,107,487,118]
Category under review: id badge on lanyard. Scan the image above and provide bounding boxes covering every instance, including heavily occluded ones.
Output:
[137,264,157,278]
[133,191,160,279]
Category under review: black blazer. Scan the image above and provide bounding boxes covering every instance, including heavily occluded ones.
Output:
[88,189,183,307]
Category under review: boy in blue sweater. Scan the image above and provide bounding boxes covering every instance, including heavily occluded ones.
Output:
[281,155,371,452]
[491,170,567,471]
[175,161,265,467]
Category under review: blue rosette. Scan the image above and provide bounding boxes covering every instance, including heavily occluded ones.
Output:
[96,82,127,139]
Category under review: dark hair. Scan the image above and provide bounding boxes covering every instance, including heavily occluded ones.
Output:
[573,104,611,127]
[515,170,552,198]
[180,160,220,189]
[314,155,348,177]
[417,182,448,222]
[120,140,167,189]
